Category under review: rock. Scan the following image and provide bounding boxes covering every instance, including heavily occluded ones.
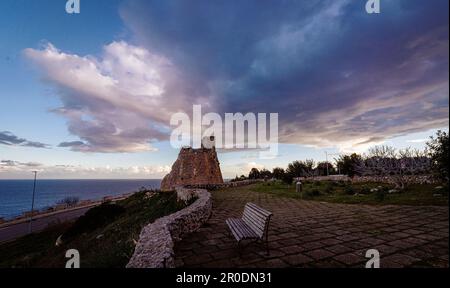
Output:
[388,189,398,194]
[144,192,156,200]
[55,235,63,247]
[370,188,378,193]
[96,234,104,240]
[433,194,442,197]
[434,186,444,190]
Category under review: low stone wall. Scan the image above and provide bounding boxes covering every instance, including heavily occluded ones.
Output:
[298,175,349,182]
[298,175,437,184]
[126,188,212,268]
[351,175,437,184]
[185,179,264,190]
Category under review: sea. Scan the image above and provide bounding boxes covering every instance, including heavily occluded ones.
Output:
[0,179,161,220]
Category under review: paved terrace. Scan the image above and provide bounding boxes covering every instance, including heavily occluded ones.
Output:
[174,186,449,268]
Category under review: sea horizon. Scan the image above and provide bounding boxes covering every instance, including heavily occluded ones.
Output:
[0,179,162,220]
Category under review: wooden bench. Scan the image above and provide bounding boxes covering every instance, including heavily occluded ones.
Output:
[226,203,273,255]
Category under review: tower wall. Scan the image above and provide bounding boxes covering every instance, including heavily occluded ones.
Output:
[160,147,224,191]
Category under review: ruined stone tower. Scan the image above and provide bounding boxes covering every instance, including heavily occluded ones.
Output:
[160,136,224,191]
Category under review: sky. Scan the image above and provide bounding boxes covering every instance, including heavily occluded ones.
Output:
[0,0,448,179]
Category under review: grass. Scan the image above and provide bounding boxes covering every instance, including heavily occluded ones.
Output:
[0,190,187,268]
[249,180,449,206]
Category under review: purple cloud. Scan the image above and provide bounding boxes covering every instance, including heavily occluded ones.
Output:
[24,0,449,153]
[120,0,449,151]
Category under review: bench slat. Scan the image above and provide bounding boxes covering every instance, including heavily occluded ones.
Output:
[243,204,271,236]
[226,203,272,246]
[228,219,256,239]
[242,213,265,237]
[246,203,272,217]
[226,218,258,241]
[233,219,257,239]
[226,219,243,240]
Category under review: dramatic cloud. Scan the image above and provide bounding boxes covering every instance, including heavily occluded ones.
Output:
[25,41,203,153]
[25,0,449,153]
[0,159,170,179]
[121,0,449,152]
[0,131,50,149]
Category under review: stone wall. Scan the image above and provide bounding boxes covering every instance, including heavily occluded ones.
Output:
[126,188,212,268]
[351,175,437,184]
[185,179,264,190]
[298,175,437,184]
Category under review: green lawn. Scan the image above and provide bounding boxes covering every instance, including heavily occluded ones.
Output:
[249,180,449,206]
[0,190,186,268]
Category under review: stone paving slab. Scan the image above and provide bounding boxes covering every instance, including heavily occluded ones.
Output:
[173,186,449,268]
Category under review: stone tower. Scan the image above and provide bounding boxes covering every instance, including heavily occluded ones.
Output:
[160,136,224,191]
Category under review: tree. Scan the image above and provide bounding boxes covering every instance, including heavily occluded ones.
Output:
[259,169,272,179]
[286,160,316,178]
[282,172,294,185]
[248,168,261,179]
[427,130,449,182]
[336,153,362,177]
[272,167,285,180]
[303,159,316,177]
[355,145,432,190]
[286,161,304,178]
[316,161,336,176]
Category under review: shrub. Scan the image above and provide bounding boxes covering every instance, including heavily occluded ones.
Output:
[375,190,386,202]
[344,185,355,195]
[56,197,80,207]
[360,185,371,195]
[303,180,312,185]
[336,180,347,187]
[306,189,321,197]
[282,173,294,185]
[61,203,125,241]
[441,185,449,196]
[427,130,449,182]
[324,184,335,194]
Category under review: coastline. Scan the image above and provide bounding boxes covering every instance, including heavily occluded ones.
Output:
[0,179,162,223]
[0,192,134,228]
